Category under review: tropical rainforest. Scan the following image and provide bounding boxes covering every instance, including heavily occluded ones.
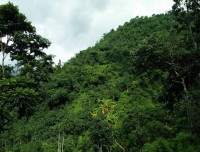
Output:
[0,0,200,152]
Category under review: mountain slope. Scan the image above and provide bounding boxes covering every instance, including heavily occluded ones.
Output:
[1,13,200,152]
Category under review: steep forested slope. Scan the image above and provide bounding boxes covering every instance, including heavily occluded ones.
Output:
[0,1,200,152]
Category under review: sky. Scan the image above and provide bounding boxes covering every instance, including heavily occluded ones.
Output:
[0,0,174,64]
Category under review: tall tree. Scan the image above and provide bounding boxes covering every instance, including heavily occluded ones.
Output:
[172,0,200,132]
[0,2,51,131]
[172,0,200,50]
[0,2,50,78]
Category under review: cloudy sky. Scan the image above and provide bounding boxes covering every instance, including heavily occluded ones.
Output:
[0,0,174,64]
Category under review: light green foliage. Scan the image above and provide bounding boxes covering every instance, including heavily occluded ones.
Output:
[75,131,94,152]
[172,132,200,152]
[0,1,200,152]
[143,138,172,152]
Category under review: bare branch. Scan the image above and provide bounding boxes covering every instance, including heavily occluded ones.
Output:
[113,136,125,152]
[172,80,182,84]
[174,70,180,77]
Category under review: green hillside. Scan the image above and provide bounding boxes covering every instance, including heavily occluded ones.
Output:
[0,1,200,152]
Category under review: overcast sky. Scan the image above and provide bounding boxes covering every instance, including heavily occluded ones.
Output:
[0,0,174,64]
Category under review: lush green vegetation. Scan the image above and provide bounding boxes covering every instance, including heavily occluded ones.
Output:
[0,0,200,151]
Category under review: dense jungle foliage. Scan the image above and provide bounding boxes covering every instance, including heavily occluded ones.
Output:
[0,1,200,151]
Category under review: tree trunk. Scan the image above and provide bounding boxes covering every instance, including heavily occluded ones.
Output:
[2,50,5,78]
[58,132,61,152]
[62,131,64,152]
[1,36,10,78]
[58,131,65,152]
[0,38,5,78]
[113,137,125,152]
[181,78,193,130]
[99,144,103,152]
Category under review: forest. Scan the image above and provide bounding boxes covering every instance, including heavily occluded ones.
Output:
[0,0,200,152]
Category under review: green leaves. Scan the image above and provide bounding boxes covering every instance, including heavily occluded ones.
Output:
[143,138,172,152]
[0,2,34,36]
[0,76,38,117]
[0,1,200,151]
[11,32,51,63]
[0,2,51,79]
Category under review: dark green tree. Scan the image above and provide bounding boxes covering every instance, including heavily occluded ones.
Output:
[0,2,51,131]
[0,76,38,117]
[0,2,50,78]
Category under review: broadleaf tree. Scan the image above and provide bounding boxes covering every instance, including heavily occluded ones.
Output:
[0,2,52,131]
[0,2,50,78]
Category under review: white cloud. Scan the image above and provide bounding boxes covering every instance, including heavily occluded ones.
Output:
[0,0,174,64]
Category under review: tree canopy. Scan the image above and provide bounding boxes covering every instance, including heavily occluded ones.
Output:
[0,1,199,152]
